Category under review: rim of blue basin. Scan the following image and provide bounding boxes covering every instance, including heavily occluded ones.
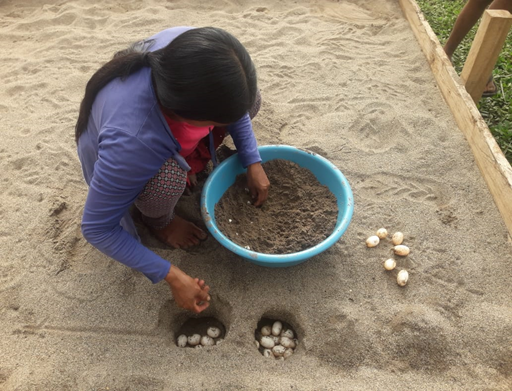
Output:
[200,145,354,267]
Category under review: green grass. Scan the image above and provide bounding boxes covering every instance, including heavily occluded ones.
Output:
[416,0,512,162]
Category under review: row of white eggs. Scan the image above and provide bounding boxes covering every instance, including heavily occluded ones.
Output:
[256,321,298,360]
[177,326,222,348]
[366,229,410,287]
[366,230,410,256]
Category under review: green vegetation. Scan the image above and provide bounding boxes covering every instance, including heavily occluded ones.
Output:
[416,0,512,162]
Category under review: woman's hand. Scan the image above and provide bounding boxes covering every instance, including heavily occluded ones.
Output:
[164,265,210,313]
[246,162,270,207]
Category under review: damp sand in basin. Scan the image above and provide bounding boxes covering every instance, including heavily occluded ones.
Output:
[215,159,338,254]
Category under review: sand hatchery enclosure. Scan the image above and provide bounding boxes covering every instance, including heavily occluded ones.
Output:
[1,0,511,389]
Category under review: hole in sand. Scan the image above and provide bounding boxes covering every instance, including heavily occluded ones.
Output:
[175,316,226,348]
[168,293,233,349]
[254,316,299,360]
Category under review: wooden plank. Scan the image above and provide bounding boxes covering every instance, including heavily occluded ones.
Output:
[398,0,512,238]
[461,10,512,103]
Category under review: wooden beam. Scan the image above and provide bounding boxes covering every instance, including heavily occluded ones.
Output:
[398,0,512,238]
[461,10,512,103]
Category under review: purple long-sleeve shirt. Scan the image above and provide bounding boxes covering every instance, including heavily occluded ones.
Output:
[77,27,261,283]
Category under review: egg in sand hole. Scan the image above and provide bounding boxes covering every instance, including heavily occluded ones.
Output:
[254,317,299,360]
[175,316,226,348]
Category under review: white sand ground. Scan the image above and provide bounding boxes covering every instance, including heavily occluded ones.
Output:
[0,0,511,389]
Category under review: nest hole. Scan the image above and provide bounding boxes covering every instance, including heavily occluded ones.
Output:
[175,316,226,348]
[254,317,299,360]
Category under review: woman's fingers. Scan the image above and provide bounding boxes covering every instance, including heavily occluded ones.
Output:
[193,285,211,313]
[194,300,210,313]
[198,285,210,301]
[253,187,269,207]
[246,162,270,207]
[196,280,210,299]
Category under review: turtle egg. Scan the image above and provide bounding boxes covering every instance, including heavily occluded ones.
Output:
[187,334,201,346]
[254,340,260,349]
[260,336,275,349]
[397,270,409,286]
[376,228,388,239]
[280,336,296,349]
[272,321,282,336]
[263,349,273,358]
[272,336,280,344]
[394,245,410,256]
[261,325,271,336]
[383,258,396,271]
[392,232,404,245]
[201,335,215,346]
[281,329,294,339]
[207,327,221,338]
[283,348,294,359]
[272,345,286,357]
[366,236,380,247]
[176,334,187,348]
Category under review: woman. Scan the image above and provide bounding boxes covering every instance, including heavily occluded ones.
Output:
[75,26,270,313]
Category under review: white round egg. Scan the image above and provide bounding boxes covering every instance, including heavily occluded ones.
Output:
[201,335,215,346]
[272,345,286,357]
[366,235,380,247]
[281,329,294,339]
[280,336,296,349]
[187,334,201,346]
[260,336,275,349]
[283,348,294,359]
[176,334,188,348]
[392,232,404,245]
[376,228,388,239]
[272,321,283,336]
[261,325,272,336]
[394,245,410,256]
[207,326,221,338]
[384,258,396,271]
[397,270,409,286]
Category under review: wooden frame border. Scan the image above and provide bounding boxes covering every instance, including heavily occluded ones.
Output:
[399,0,512,237]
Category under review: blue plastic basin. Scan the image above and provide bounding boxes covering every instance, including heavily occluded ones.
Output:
[200,145,354,267]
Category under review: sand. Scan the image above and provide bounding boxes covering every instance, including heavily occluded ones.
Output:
[1,0,511,389]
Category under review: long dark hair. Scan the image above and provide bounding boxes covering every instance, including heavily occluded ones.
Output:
[75,27,257,143]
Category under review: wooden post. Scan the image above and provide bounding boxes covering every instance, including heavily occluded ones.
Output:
[460,10,512,104]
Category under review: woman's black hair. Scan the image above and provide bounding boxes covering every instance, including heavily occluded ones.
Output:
[75,27,257,143]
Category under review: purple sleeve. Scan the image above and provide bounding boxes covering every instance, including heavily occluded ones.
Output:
[81,128,171,283]
[227,113,261,168]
